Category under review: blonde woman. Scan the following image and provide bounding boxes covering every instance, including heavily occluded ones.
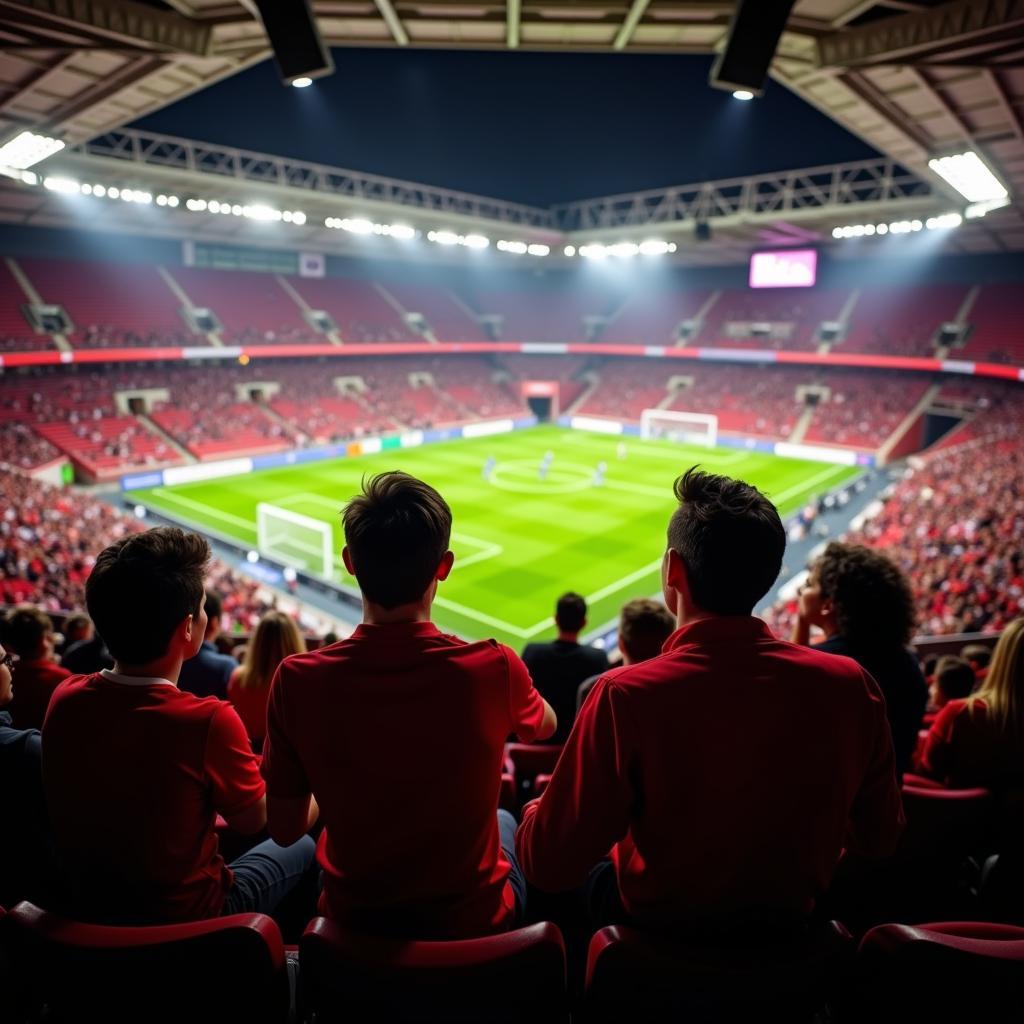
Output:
[227,611,306,750]
[918,619,1024,789]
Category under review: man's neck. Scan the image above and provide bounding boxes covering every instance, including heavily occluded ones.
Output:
[110,657,182,685]
[556,631,580,644]
[362,597,433,625]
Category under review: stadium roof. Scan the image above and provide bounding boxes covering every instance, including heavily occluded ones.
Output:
[0,0,1021,259]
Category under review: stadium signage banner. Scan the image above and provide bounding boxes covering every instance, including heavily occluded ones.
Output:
[749,249,818,289]
[462,418,516,438]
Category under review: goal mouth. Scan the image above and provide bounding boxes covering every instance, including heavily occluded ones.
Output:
[255,502,335,578]
[640,408,718,448]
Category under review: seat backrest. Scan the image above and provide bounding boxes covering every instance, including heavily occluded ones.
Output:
[862,922,1024,961]
[585,921,853,1021]
[299,918,567,1023]
[504,744,562,784]
[7,901,288,1024]
[899,785,995,859]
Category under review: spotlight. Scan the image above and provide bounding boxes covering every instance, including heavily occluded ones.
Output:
[0,130,64,169]
[564,245,576,257]
[527,243,549,256]
[928,151,1008,203]
[291,77,313,88]
[732,90,754,101]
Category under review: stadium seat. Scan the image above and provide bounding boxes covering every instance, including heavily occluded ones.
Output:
[499,772,517,813]
[584,919,853,1022]
[298,917,568,1022]
[504,744,562,803]
[5,901,290,1024]
[901,772,945,790]
[899,785,995,860]
[857,922,1024,1021]
[534,773,552,798]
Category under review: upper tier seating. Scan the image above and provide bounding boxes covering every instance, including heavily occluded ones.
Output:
[19,259,194,348]
[34,416,182,476]
[960,283,1024,363]
[835,285,968,357]
[290,277,415,343]
[171,267,309,343]
[383,282,487,341]
[597,288,712,346]
[465,286,614,343]
[0,422,61,470]
[702,288,848,351]
[0,260,52,350]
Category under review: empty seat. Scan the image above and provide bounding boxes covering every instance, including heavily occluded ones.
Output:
[299,917,567,1022]
[5,901,289,1024]
[858,921,1024,1021]
[504,743,563,803]
[584,920,853,1022]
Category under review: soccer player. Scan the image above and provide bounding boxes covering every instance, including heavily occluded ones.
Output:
[518,467,903,931]
[482,454,497,481]
[617,442,627,460]
[538,450,554,481]
[263,471,556,938]
[592,461,607,487]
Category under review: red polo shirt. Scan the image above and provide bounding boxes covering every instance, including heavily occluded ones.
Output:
[43,671,265,923]
[261,621,547,938]
[517,616,904,928]
[9,657,70,730]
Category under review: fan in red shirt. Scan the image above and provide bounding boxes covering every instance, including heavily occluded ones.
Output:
[517,467,905,932]
[2,605,70,730]
[43,526,315,924]
[262,471,555,939]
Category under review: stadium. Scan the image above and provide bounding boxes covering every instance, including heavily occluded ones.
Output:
[0,0,1023,1019]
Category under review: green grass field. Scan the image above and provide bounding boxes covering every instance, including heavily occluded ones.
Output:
[127,426,859,647]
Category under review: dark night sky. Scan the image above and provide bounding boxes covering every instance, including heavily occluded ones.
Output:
[132,49,879,207]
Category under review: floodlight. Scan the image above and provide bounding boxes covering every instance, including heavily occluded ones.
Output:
[639,239,670,255]
[965,196,1010,219]
[0,131,64,169]
[564,245,576,257]
[463,234,489,249]
[43,177,79,194]
[831,227,843,239]
[580,244,607,260]
[343,218,374,234]
[926,212,962,230]
[430,231,460,246]
[732,90,754,101]
[527,244,549,256]
[291,77,313,88]
[608,242,639,258]
[292,211,307,225]
[928,151,1008,203]
[385,224,415,239]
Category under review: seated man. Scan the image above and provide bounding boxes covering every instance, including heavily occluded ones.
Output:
[43,527,315,924]
[923,655,977,728]
[2,605,70,730]
[0,637,49,907]
[522,592,608,745]
[177,590,237,700]
[517,467,904,932]
[577,598,675,713]
[263,471,555,939]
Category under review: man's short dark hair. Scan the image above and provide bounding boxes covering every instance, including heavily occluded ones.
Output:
[618,598,675,662]
[3,605,54,657]
[935,655,976,701]
[667,467,785,616]
[204,590,222,627]
[62,613,92,641]
[961,643,992,670]
[555,592,587,634]
[86,528,210,664]
[342,471,452,610]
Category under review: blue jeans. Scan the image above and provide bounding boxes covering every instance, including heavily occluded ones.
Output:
[498,808,527,922]
[224,834,317,916]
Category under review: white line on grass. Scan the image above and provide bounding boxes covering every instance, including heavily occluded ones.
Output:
[150,489,255,532]
[771,464,853,507]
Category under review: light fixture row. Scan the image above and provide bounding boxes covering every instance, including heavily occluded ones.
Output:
[568,240,679,259]
[831,212,963,239]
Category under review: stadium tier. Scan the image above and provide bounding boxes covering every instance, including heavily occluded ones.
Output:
[3,257,1022,361]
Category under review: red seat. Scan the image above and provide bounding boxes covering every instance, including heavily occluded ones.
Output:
[899,785,995,859]
[504,743,562,803]
[901,772,944,790]
[534,773,552,798]
[299,917,567,1022]
[585,920,853,1022]
[858,922,1024,1020]
[5,901,289,1023]
[499,772,517,812]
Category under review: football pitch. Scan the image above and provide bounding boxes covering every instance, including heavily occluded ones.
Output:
[127,426,860,648]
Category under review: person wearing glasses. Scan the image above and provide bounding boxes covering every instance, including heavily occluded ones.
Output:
[0,641,49,906]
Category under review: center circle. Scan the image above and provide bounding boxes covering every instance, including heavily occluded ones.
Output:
[489,458,598,494]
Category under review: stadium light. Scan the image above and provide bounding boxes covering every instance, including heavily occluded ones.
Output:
[527,243,550,256]
[0,131,64,169]
[928,151,1008,203]
[497,240,528,254]
[427,230,489,249]
[732,90,754,101]
[43,176,79,194]
[463,234,489,249]
[291,77,313,88]
[580,244,608,260]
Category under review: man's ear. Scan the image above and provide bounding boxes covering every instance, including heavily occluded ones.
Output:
[342,545,355,576]
[182,612,195,646]
[665,548,687,594]
[436,550,455,582]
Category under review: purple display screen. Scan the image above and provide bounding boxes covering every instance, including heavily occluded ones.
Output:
[749,249,818,289]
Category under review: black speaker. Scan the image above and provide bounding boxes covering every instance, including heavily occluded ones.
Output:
[252,0,334,85]
[695,222,712,242]
[710,0,797,96]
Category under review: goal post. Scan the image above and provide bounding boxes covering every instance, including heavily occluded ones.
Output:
[640,408,718,448]
[256,502,334,578]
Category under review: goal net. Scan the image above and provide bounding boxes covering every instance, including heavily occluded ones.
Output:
[256,503,334,578]
[640,409,718,448]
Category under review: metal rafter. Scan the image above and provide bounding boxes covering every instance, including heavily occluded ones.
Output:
[613,0,651,51]
[507,0,520,48]
[373,0,410,46]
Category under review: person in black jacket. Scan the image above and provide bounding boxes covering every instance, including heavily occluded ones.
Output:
[793,541,927,778]
[522,592,608,745]
[177,590,237,700]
